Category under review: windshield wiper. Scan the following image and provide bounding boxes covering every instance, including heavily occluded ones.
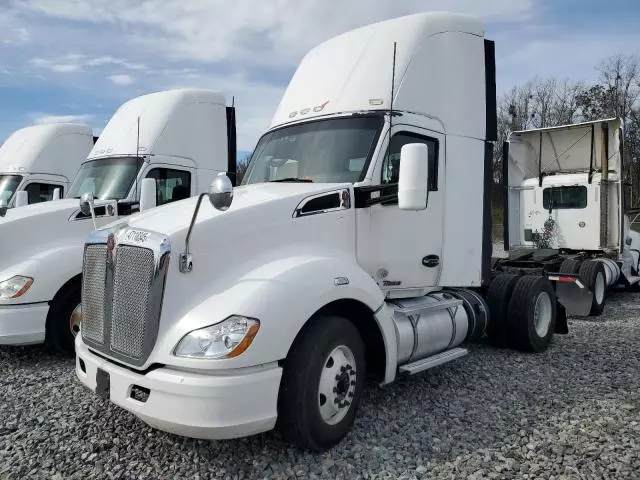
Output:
[270,177,313,183]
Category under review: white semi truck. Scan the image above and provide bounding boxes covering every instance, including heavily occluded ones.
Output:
[497,118,640,317]
[0,123,95,209]
[75,13,581,452]
[0,88,237,354]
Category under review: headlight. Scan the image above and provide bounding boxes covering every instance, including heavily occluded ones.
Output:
[174,315,260,359]
[0,276,33,299]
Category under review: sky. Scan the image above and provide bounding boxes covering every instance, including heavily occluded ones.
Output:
[0,0,639,155]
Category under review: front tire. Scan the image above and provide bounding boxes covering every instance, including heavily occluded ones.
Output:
[45,280,81,355]
[277,315,365,452]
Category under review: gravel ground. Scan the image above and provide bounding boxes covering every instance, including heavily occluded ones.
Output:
[2,290,639,478]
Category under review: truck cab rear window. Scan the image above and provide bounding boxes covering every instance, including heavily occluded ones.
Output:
[542,186,587,209]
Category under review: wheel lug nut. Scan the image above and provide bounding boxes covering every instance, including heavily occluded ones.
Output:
[334,398,340,404]
[332,387,338,393]
[335,374,341,381]
[340,366,347,372]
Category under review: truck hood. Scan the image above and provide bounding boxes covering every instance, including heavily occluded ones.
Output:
[0,198,117,274]
[106,181,357,368]
[121,182,350,236]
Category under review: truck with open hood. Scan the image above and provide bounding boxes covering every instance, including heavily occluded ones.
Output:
[0,123,95,210]
[0,88,236,353]
[497,118,640,316]
[75,12,580,451]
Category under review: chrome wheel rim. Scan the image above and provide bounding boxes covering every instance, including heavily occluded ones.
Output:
[69,303,82,337]
[317,345,357,425]
[594,272,605,304]
[534,292,552,337]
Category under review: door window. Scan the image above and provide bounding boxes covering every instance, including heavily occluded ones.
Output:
[381,132,439,191]
[25,183,64,204]
[146,168,191,206]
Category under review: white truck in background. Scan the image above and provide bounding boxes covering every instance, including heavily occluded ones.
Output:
[0,88,237,354]
[498,118,640,316]
[75,13,581,452]
[0,123,95,209]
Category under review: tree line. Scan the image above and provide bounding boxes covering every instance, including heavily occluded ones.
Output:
[494,54,640,213]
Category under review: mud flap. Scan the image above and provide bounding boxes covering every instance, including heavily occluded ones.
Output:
[550,275,593,317]
[555,302,568,334]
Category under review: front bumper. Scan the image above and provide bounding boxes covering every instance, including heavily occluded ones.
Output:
[0,302,48,345]
[75,337,282,440]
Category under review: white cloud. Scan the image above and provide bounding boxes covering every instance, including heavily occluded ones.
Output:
[15,0,536,66]
[108,74,135,85]
[29,54,146,74]
[31,113,94,124]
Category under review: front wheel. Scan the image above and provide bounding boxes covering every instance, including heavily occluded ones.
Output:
[45,280,81,355]
[277,315,365,452]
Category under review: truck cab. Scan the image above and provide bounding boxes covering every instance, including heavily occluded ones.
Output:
[0,123,95,209]
[76,13,568,452]
[502,118,640,315]
[0,88,236,353]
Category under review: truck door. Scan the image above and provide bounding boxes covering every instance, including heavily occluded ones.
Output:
[360,127,444,290]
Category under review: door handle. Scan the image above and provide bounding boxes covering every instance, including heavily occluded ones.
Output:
[422,255,440,268]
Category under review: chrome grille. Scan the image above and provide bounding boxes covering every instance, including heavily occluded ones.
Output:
[80,228,170,368]
[81,245,107,344]
[110,246,155,359]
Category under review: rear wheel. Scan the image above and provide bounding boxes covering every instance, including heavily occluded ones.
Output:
[560,258,581,275]
[486,274,520,347]
[579,260,607,316]
[506,275,557,352]
[45,280,81,356]
[277,316,365,452]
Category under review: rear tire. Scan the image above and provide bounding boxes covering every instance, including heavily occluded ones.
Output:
[506,275,557,352]
[45,280,81,356]
[277,316,365,452]
[560,258,581,274]
[579,260,607,316]
[486,274,520,347]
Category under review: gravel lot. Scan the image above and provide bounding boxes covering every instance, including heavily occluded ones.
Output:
[2,283,639,478]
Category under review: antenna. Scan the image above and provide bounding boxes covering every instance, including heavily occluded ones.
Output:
[135,115,141,203]
[385,42,398,180]
[232,95,235,108]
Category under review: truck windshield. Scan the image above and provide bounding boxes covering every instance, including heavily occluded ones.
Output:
[68,157,142,200]
[543,186,587,210]
[0,174,22,203]
[242,115,384,185]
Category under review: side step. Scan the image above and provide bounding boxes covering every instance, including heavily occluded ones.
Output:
[398,347,468,375]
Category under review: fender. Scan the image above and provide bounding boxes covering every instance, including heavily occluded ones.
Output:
[151,252,393,373]
[0,243,83,305]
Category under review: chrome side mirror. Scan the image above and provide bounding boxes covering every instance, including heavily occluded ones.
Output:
[208,173,233,211]
[0,199,7,217]
[79,192,97,229]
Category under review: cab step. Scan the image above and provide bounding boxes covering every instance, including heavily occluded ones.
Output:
[398,347,468,375]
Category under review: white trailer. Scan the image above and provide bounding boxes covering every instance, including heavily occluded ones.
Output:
[0,88,237,353]
[0,123,95,210]
[75,13,578,452]
[499,118,640,316]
